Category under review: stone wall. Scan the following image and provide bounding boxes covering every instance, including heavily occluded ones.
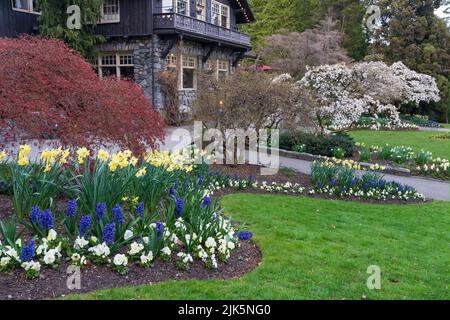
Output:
[97,36,241,112]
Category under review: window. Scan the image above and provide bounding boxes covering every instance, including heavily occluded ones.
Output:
[217,60,229,81]
[12,0,40,14]
[211,1,230,28]
[181,56,197,90]
[165,53,177,70]
[195,0,206,21]
[96,53,134,80]
[176,0,189,16]
[100,0,120,23]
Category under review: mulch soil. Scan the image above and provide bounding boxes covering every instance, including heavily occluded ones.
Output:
[0,164,428,300]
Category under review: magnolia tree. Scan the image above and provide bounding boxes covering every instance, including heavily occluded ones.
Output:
[297,61,441,131]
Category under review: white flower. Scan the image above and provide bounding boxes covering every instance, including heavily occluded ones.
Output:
[88,243,110,257]
[140,252,153,265]
[74,237,89,250]
[47,229,57,241]
[128,242,144,256]
[227,241,236,250]
[71,253,81,262]
[113,254,128,266]
[124,230,134,241]
[1,257,11,267]
[161,246,171,256]
[21,261,41,272]
[142,237,149,244]
[205,237,217,249]
[90,236,98,243]
[36,244,48,256]
[15,239,22,247]
[43,249,57,265]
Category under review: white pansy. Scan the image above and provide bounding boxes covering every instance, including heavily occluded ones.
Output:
[124,230,134,241]
[128,242,144,256]
[47,229,57,241]
[161,246,171,256]
[113,254,128,266]
[74,237,89,250]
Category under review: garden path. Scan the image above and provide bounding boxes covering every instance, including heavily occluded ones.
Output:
[162,127,450,201]
[418,127,450,132]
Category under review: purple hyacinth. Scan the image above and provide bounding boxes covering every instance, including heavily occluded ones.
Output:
[66,200,77,218]
[136,202,144,219]
[155,221,164,240]
[175,197,184,218]
[20,240,35,262]
[112,204,124,225]
[95,203,106,222]
[102,223,115,245]
[79,215,92,237]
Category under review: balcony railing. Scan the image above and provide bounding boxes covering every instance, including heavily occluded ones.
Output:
[153,13,251,47]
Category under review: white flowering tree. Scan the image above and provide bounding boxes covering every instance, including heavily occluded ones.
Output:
[298,61,441,132]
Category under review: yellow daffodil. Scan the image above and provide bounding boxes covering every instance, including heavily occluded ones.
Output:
[136,167,147,177]
[77,147,90,165]
[0,151,6,162]
[97,149,110,161]
[18,157,29,166]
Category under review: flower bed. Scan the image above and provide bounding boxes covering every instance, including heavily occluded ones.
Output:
[310,161,424,201]
[0,146,254,282]
[356,143,450,180]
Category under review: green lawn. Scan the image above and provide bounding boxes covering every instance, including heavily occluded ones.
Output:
[72,194,450,300]
[441,123,450,129]
[349,130,450,160]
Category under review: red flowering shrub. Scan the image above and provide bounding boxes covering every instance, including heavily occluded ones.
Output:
[0,36,165,154]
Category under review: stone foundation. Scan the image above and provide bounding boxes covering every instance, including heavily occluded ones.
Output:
[97,36,241,112]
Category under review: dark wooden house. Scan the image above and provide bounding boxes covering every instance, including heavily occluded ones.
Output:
[0,0,255,110]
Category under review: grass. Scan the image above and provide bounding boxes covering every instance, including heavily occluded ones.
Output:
[349,130,450,160]
[71,194,450,300]
[441,123,450,129]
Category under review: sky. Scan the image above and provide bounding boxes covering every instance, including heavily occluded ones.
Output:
[436,2,450,26]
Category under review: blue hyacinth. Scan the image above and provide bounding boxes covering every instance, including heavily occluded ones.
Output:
[102,223,115,245]
[79,215,92,237]
[136,202,144,219]
[66,199,77,218]
[39,209,54,230]
[155,221,164,240]
[174,197,184,218]
[201,196,212,208]
[20,240,35,262]
[95,203,106,222]
[237,232,253,241]
[30,206,40,225]
[112,204,124,225]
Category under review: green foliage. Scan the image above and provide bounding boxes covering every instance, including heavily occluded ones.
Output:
[280,131,356,157]
[38,0,104,57]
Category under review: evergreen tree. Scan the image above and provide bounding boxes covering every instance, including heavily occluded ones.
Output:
[369,0,450,121]
[38,0,104,57]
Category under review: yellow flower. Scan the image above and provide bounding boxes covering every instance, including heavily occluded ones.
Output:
[44,164,52,173]
[122,196,129,202]
[0,151,7,162]
[130,157,138,166]
[97,150,110,161]
[17,157,29,166]
[131,196,139,206]
[77,147,90,165]
[59,149,70,165]
[136,167,147,177]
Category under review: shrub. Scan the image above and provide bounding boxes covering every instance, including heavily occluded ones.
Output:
[279,131,356,157]
[0,36,165,154]
[359,147,371,162]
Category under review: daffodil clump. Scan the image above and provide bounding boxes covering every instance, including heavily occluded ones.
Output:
[41,147,70,172]
[145,150,195,173]
[17,144,31,166]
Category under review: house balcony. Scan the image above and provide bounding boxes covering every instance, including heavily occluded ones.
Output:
[153,13,251,48]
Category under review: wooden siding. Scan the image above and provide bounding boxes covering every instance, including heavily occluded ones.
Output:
[95,0,153,37]
[0,1,39,37]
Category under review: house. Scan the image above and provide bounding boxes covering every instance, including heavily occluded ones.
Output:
[0,0,255,110]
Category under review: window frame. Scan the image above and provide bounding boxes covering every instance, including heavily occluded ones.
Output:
[217,59,230,80]
[176,0,190,16]
[11,0,41,15]
[181,55,197,91]
[211,0,230,29]
[99,0,121,24]
[96,52,135,80]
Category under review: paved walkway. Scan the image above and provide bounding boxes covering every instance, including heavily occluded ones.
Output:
[418,126,450,132]
[162,127,450,201]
